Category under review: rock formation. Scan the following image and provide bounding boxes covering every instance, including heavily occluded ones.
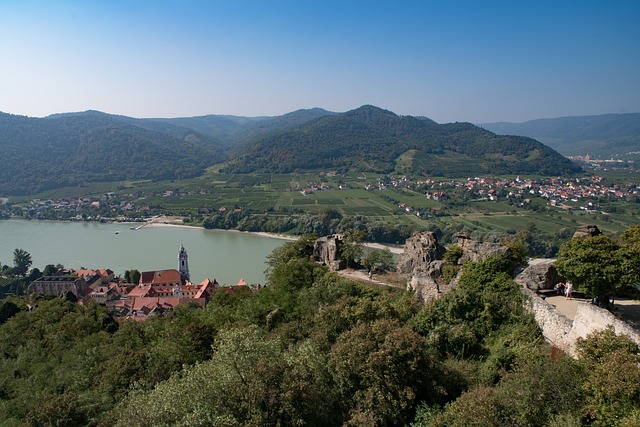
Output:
[398,231,516,303]
[572,225,602,239]
[514,259,562,291]
[396,231,443,276]
[313,234,346,271]
[455,233,510,263]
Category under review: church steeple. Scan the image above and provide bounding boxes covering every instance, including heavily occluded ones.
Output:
[178,244,190,282]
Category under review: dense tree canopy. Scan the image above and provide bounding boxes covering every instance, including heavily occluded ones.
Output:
[555,233,631,303]
[222,105,580,177]
[1,226,639,426]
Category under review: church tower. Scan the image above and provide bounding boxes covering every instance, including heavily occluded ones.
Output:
[178,244,190,282]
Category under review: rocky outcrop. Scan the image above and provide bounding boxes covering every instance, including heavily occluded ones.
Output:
[398,231,517,303]
[455,233,510,263]
[514,259,562,291]
[313,234,346,271]
[572,225,602,239]
[407,260,459,303]
[396,232,443,276]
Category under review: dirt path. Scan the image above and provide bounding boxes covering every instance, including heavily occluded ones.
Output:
[337,268,405,288]
[545,294,640,328]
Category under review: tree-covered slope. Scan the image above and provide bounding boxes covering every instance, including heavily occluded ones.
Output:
[480,113,640,159]
[154,107,334,145]
[0,111,226,195]
[222,105,581,176]
[3,231,639,426]
[0,105,583,196]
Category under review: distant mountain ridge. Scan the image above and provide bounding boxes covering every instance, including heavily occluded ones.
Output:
[0,111,227,195]
[480,113,640,159]
[222,105,580,177]
[1,106,580,196]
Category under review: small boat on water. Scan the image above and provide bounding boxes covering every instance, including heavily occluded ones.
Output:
[115,231,120,234]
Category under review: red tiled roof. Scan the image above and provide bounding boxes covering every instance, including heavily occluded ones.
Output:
[127,285,153,298]
[130,297,205,313]
[75,269,97,277]
[139,269,182,285]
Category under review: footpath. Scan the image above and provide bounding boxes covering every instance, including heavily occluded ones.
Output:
[545,294,640,329]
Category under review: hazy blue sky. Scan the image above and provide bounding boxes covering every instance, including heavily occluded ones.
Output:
[1,1,638,123]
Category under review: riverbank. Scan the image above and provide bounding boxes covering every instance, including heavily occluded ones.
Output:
[142,221,299,242]
[144,221,404,253]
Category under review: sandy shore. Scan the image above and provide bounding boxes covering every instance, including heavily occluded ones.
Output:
[364,242,404,254]
[141,221,298,241]
[141,219,403,252]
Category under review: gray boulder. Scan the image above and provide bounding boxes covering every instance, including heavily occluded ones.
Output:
[514,259,561,291]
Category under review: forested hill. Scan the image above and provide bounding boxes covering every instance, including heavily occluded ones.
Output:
[151,107,335,145]
[0,106,581,196]
[480,113,640,159]
[0,111,227,195]
[222,105,581,176]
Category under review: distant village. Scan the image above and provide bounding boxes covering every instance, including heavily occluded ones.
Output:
[26,245,254,322]
[2,174,637,224]
[303,174,637,215]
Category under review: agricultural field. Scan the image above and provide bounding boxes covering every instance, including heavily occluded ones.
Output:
[6,168,639,240]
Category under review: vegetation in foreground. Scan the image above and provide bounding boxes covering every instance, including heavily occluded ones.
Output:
[1,229,639,426]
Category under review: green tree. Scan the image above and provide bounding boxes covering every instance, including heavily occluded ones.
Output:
[124,269,141,284]
[329,319,441,426]
[577,327,640,426]
[555,235,623,305]
[501,231,529,266]
[361,248,395,272]
[43,264,57,276]
[12,248,32,276]
[0,300,20,324]
[443,244,463,264]
[265,233,317,277]
[619,224,640,290]
[340,230,364,268]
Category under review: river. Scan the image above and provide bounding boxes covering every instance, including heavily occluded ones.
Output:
[0,220,286,285]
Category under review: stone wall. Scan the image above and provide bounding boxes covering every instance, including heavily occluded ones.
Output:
[522,287,576,355]
[572,303,640,348]
[519,267,640,357]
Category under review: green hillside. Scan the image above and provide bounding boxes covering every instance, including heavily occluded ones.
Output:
[0,111,227,195]
[223,105,581,176]
[154,107,335,144]
[480,113,640,158]
[0,106,583,196]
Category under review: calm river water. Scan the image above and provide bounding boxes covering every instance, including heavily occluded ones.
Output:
[0,220,286,285]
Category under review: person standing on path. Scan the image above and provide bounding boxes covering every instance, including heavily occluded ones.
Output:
[565,282,573,300]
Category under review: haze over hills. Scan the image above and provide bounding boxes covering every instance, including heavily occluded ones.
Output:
[153,107,335,145]
[0,106,582,196]
[480,113,640,159]
[0,111,228,195]
[222,105,579,177]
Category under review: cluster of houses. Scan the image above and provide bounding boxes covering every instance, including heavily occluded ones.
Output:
[394,175,637,211]
[26,245,252,321]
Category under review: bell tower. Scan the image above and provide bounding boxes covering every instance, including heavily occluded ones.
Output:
[178,244,190,282]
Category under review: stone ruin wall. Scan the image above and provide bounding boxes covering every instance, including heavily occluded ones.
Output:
[517,263,640,357]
